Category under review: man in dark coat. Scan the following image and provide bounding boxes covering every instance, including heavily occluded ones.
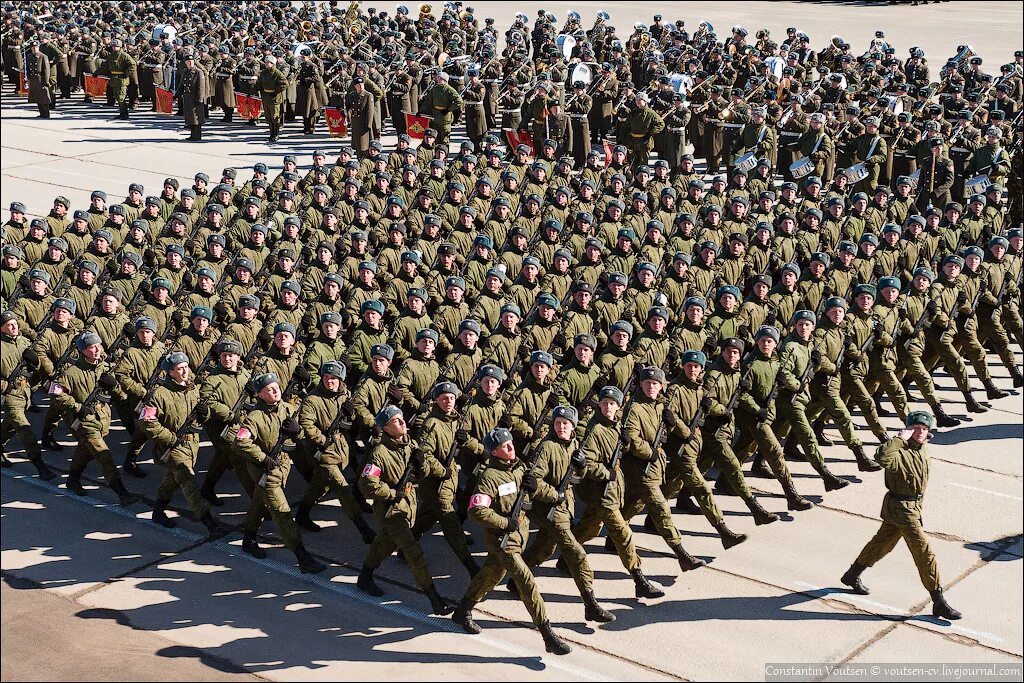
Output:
[176,50,209,142]
[25,40,52,118]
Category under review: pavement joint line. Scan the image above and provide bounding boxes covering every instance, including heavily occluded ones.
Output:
[0,468,616,681]
[928,455,1023,477]
[946,482,1024,502]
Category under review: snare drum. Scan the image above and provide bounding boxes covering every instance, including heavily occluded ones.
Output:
[735,152,758,173]
[964,174,990,196]
[789,157,815,180]
[844,162,869,183]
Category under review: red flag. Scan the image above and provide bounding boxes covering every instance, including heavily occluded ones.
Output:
[404,111,432,139]
[603,140,614,167]
[18,70,27,96]
[154,86,174,115]
[325,107,348,137]
[504,128,534,155]
[236,93,262,121]
[84,75,109,98]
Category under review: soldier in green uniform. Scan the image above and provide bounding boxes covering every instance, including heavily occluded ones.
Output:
[572,385,666,598]
[138,351,223,536]
[356,405,454,616]
[841,411,962,621]
[254,55,286,143]
[452,428,573,656]
[198,339,254,504]
[733,326,814,511]
[517,404,614,623]
[229,372,325,574]
[293,361,376,543]
[624,92,666,168]
[773,310,851,491]
[106,39,136,120]
[50,332,139,506]
[411,382,479,576]
[1,311,55,479]
[850,116,888,195]
[419,71,463,149]
[620,365,706,571]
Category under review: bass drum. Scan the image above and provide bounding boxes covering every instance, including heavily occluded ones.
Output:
[568,62,592,87]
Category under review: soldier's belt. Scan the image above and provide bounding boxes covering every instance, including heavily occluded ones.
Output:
[215,73,233,78]
[569,114,587,119]
[498,108,517,113]
[668,127,686,133]
[465,101,483,106]
[110,71,126,76]
[142,63,161,69]
[629,131,647,137]
[433,106,448,110]
[482,79,500,83]
[889,491,923,502]
[240,76,257,81]
[262,89,276,93]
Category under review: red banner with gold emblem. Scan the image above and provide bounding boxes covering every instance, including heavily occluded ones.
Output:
[18,70,27,96]
[325,107,348,137]
[504,128,534,155]
[404,111,432,139]
[84,74,109,98]
[603,140,614,167]
[154,86,174,115]
[236,93,263,121]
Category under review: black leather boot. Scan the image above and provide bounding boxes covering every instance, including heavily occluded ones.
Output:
[675,490,703,514]
[110,479,139,507]
[200,480,223,506]
[152,499,176,528]
[241,531,267,559]
[353,514,376,544]
[582,589,615,622]
[293,543,326,574]
[984,378,1008,401]
[630,568,665,598]
[782,477,813,511]
[453,600,481,633]
[744,496,780,525]
[671,542,706,571]
[30,456,56,481]
[200,511,226,538]
[930,588,962,620]
[425,585,454,615]
[715,520,747,549]
[357,565,384,596]
[539,621,571,655]
[813,419,833,446]
[65,468,87,495]
[934,407,961,428]
[964,391,988,413]
[122,454,146,478]
[294,503,321,532]
[853,445,881,472]
[841,562,870,595]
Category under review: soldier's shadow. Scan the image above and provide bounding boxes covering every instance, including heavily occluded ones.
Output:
[68,556,548,674]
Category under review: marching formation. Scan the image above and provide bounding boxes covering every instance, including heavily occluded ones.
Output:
[2,1,1022,656]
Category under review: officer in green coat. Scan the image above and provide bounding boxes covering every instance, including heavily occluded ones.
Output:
[841,411,962,621]
[229,372,325,574]
[106,39,136,120]
[419,71,463,149]
[571,386,665,598]
[138,351,223,536]
[254,55,286,142]
[356,405,454,616]
[624,93,665,167]
[452,428,573,656]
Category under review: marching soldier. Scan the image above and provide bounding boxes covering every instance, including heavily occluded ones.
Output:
[255,55,287,143]
[841,411,962,621]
